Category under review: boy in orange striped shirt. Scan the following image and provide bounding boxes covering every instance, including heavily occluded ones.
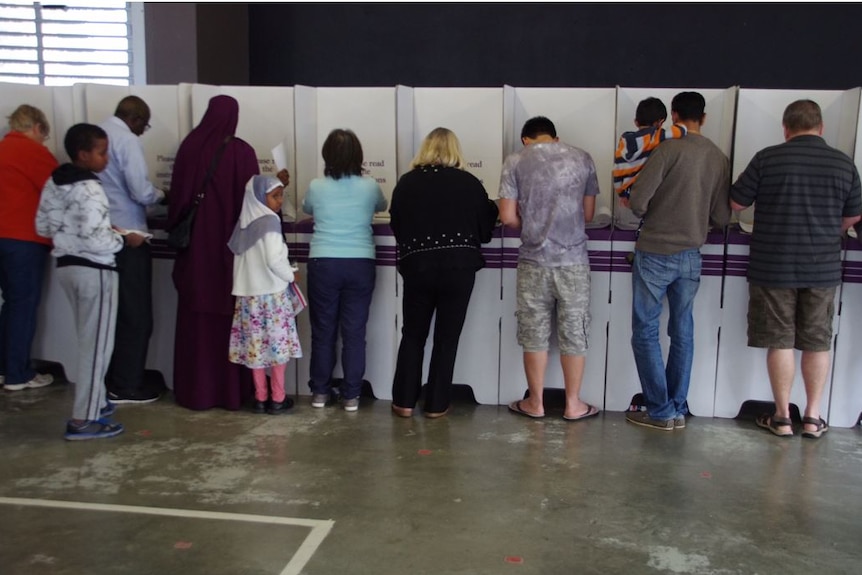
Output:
[613,97,686,208]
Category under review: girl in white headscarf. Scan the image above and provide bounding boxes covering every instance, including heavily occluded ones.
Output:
[228,175,301,414]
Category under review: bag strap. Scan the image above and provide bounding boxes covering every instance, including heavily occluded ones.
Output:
[192,135,232,206]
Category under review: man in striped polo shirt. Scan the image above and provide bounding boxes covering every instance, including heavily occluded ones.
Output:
[730,99,862,439]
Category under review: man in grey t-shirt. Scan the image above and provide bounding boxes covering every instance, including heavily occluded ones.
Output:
[498,116,600,421]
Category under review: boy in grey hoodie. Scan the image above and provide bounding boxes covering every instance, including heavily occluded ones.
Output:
[36,123,126,440]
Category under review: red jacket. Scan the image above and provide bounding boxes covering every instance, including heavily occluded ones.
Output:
[0,131,58,245]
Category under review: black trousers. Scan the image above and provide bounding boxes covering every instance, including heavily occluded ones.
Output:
[392,267,476,413]
[106,243,154,395]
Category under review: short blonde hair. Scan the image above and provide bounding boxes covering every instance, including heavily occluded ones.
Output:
[410,127,466,169]
[8,104,50,137]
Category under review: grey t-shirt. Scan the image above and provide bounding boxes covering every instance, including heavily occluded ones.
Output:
[498,141,600,267]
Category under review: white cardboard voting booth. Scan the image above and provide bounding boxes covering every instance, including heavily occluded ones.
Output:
[5,80,862,425]
[292,87,398,399]
[497,87,616,408]
[393,87,505,404]
[714,88,861,420]
[605,87,737,417]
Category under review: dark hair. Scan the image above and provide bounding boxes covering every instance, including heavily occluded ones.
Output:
[322,129,363,180]
[520,116,556,140]
[64,123,107,160]
[635,97,668,126]
[671,92,706,122]
[114,95,150,122]
[783,99,822,133]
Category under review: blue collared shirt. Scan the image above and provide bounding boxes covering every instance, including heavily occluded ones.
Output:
[99,116,164,231]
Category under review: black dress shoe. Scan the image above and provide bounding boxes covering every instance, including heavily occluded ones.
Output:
[267,398,295,415]
[252,400,267,414]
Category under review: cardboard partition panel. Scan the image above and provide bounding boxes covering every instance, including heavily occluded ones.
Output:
[614,86,737,229]
[830,240,862,427]
[190,84,297,219]
[714,231,841,420]
[605,230,724,416]
[498,228,611,410]
[508,87,618,226]
[0,82,58,155]
[83,83,184,191]
[412,88,504,198]
[314,87,397,220]
[732,88,861,228]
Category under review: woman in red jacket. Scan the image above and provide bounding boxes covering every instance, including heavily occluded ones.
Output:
[0,105,59,391]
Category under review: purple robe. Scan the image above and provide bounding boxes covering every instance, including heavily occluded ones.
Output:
[167,95,260,410]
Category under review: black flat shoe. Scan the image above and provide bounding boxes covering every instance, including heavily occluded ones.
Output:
[267,398,295,415]
[251,400,267,414]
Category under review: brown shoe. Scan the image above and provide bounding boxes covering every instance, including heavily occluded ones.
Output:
[391,404,413,418]
[424,408,449,419]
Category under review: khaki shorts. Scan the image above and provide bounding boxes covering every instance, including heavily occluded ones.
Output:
[515,262,591,355]
[747,285,836,351]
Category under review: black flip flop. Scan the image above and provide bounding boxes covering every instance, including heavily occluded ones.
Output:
[563,404,600,422]
[508,400,545,419]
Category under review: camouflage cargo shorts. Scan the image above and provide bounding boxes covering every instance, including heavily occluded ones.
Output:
[515,262,591,355]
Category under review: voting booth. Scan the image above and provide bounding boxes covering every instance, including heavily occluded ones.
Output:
[393,87,505,404]
[714,88,861,420]
[605,87,737,416]
[5,80,862,425]
[497,87,616,408]
[292,86,398,398]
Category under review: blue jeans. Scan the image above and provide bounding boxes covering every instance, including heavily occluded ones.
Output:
[307,258,376,399]
[0,239,49,385]
[630,249,701,421]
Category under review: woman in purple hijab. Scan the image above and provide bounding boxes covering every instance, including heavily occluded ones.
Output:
[167,95,260,410]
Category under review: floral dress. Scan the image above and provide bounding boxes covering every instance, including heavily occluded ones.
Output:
[229,287,302,368]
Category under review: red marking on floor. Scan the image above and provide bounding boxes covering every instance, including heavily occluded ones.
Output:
[174,541,193,549]
[417,449,432,456]
[505,556,524,564]
[700,471,712,478]
[136,430,152,437]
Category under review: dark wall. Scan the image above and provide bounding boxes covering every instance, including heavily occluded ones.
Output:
[248,3,862,89]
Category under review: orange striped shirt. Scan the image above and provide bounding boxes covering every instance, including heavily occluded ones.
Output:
[613,124,686,198]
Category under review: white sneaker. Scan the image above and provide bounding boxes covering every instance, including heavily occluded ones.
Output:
[342,397,359,412]
[4,372,54,391]
[311,393,329,408]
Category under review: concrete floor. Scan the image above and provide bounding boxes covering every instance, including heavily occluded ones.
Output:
[1,383,861,575]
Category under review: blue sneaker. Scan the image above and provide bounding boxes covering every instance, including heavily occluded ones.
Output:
[100,400,116,418]
[65,418,124,441]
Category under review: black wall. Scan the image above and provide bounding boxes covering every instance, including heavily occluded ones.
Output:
[248,3,862,89]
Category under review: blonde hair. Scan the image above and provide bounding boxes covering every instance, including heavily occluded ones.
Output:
[410,127,466,169]
[7,104,50,137]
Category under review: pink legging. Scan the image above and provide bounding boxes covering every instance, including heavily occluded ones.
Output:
[252,363,286,403]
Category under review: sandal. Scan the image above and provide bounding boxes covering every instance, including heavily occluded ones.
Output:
[755,413,793,437]
[801,416,829,439]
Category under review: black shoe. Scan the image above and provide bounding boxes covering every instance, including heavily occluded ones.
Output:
[251,400,267,414]
[107,389,161,405]
[267,398,295,415]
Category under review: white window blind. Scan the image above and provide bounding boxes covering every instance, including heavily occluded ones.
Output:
[0,1,142,86]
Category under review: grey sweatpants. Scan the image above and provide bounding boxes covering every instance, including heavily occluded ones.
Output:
[57,266,118,421]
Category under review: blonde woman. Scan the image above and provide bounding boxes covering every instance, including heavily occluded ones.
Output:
[0,105,58,391]
[389,128,498,418]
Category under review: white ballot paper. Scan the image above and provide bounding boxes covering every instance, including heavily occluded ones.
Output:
[272,142,288,172]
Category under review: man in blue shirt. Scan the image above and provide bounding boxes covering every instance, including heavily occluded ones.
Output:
[99,96,165,404]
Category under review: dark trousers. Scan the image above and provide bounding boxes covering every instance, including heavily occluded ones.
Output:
[392,267,476,413]
[0,239,48,385]
[106,243,154,395]
[307,258,376,399]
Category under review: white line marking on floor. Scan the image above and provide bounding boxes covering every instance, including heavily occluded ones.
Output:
[0,496,334,575]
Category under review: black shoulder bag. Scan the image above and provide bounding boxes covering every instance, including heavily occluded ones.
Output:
[167,136,232,250]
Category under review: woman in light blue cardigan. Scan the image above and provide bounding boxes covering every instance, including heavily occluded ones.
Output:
[302,129,387,411]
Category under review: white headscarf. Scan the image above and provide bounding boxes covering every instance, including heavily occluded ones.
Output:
[227,175,282,254]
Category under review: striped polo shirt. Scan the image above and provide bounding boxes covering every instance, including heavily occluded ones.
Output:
[730,135,862,288]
